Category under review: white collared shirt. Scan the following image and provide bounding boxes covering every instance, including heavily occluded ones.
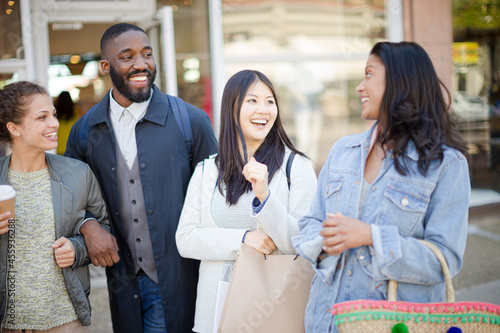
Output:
[109,89,153,169]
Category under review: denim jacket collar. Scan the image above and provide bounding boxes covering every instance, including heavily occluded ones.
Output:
[344,122,419,161]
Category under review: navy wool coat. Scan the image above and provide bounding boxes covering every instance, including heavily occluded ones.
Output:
[65,85,218,332]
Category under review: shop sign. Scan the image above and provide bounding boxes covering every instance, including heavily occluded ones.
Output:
[453,42,479,65]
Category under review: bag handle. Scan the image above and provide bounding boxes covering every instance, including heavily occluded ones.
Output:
[387,239,455,303]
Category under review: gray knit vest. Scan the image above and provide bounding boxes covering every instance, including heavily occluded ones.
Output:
[116,149,159,283]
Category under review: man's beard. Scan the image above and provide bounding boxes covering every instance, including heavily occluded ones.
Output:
[109,65,157,103]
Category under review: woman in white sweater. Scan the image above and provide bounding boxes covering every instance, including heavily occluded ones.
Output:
[176,70,317,333]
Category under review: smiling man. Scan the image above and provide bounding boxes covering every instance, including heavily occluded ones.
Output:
[64,23,218,333]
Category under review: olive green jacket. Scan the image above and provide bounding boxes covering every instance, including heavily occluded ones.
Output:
[0,153,109,328]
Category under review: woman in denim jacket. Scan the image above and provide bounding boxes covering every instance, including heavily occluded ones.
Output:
[293,42,470,332]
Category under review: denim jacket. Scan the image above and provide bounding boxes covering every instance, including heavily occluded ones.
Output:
[293,124,470,333]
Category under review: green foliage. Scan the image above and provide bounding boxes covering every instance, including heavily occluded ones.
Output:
[453,0,500,29]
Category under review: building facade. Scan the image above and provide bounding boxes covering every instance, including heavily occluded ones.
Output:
[4,0,497,191]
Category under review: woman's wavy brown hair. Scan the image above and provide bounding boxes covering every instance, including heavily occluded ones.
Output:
[0,81,48,143]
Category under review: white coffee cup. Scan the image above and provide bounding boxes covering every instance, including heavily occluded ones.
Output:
[0,185,16,219]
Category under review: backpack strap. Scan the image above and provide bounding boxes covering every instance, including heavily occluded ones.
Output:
[167,95,193,167]
[78,104,98,153]
[286,152,296,190]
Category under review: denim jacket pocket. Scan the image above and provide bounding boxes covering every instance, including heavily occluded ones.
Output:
[373,279,388,300]
[325,179,343,213]
[380,184,430,236]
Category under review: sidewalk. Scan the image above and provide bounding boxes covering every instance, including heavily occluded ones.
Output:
[88,266,112,333]
[454,190,500,305]
[87,190,500,332]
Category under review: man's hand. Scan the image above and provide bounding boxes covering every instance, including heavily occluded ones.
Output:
[80,219,120,266]
[243,229,277,255]
[320,213,373,256]
[53,237,76,268]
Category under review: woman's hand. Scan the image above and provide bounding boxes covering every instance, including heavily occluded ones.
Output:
[320,213,373,256]
[243,229,277,255]
[52,237,75,268]
[0,211,12,235]
[242,157,269,203]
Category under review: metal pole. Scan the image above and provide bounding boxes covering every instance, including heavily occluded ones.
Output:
[387,0,404,42]
[208,0,225,136]
[159,6,178,96]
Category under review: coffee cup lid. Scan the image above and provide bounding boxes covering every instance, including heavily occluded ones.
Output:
[0,185,15,200]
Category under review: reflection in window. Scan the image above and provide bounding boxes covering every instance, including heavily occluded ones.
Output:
[223,0,387,169]
[452,1,500,189]
[0,0,22,60]
[164,1,212,118]
[0,73,17,89]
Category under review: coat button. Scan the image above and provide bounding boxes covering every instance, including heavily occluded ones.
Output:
[140,163,146,168]
[111,167,116,172]
[148,210,153,215]
[359,255,365,260]
[131,200,136,205]
[129,179,135,184]
[134,218,139,223]
[133,294,139,299]
[401,196,409,207]
[138,257,143,262]
[136,238,141,243]
[346,269,352,276]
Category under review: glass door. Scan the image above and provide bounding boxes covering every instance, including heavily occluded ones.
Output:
[155,1,214,121]
[0,0,35,86]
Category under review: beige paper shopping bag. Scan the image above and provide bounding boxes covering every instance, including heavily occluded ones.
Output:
[218,244,315,333]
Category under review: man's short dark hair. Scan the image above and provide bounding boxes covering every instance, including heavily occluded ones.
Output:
[100,23,147,59]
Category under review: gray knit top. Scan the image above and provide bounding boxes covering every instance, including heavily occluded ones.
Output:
[3,168,77,330]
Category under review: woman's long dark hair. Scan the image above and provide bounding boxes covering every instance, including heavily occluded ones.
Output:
[372,41,468,176]
[216,70,303,205]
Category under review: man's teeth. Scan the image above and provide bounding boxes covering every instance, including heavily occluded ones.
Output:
[361,97,369,103]
[130,76,147,82]
[44,133,56,137]
[251,120,267,125]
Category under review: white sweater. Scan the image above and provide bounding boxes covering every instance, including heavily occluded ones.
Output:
[176,150,318,333]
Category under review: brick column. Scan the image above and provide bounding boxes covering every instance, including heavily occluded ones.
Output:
[402,0,453,92]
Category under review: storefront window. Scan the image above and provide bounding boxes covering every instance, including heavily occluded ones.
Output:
[158,1,213,118]
[222,0,387,169]
[452,0,500,190]
[0,73,17,88]
[0,0,23,60]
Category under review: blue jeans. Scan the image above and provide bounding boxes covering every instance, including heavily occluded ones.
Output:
[137,273,167,333]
